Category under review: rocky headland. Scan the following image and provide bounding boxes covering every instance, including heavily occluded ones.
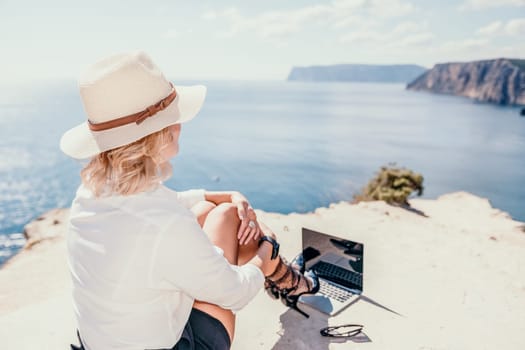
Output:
[407,58,525,106]
[287,64,427,83]
[1,192,525,349]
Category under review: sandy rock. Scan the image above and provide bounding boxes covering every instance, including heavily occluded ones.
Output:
[1,193,524,350]
[23,208,70,248]
[0,209,72,316]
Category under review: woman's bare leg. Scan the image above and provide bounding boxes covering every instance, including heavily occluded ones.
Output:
[237,222,275,265]
[191,203,240,343]
[191,200,217,227]
[190,202,281,343]
[191,201,272,265]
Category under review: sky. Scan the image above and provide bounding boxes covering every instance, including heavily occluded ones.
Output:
[0,0,524,82]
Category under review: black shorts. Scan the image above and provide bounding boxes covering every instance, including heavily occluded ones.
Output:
[171,308,231,350]
[72,309,231,350]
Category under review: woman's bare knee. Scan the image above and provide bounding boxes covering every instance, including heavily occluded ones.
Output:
[191,201,217,227]
[210,202,238,221]
[203,203,240,265]
[204,203,240,234]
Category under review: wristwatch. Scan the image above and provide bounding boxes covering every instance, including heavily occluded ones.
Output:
[258,236,280,260]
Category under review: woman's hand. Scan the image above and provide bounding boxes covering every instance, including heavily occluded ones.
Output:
[231,192,262,245]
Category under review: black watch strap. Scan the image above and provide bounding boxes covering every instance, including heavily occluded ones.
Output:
[258,235,280,260]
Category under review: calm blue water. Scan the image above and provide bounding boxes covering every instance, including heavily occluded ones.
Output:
[1,80,524,266]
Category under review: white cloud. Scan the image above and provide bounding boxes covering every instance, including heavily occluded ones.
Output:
[422,37,525,66]
[332,16,365,28]
[397,32,434,46]
[291,4,334,22]
[438,38,491,56]
[476,21,503,36]
[476,18,525,37]
[460,0,525,10]
[340,30,384,44]
[202,0,416,41]
[201,11,217,20]
[333,0,416,18]
[369,0,416,18]
[391,21,426,35]
[164,29,178,39]
[202,5,332,39]
[339,20,433,48]
[505,18,525,35]
[332,0,367,10]
[431,18,525,64]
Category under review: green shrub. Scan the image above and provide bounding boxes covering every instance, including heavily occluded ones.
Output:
[353,164,424,206]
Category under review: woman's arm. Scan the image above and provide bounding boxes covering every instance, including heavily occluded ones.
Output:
[204,191,262,244]
[150,213,265,312]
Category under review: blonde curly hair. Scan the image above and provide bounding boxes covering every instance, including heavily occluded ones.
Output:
[81,126,174,197]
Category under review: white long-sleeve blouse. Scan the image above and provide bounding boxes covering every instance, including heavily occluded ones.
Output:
[66,184,264,350]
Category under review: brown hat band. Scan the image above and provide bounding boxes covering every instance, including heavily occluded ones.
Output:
[87,84,178,131]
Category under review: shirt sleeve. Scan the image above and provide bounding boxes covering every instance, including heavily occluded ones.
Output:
[176,189,206,209]
[148,212,264,313]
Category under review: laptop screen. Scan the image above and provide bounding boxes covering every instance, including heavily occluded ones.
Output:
[302,228,364,292]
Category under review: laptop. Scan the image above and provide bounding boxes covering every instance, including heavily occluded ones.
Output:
[298,227,364,316]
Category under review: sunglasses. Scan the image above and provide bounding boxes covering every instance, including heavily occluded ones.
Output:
[320,324,364,338]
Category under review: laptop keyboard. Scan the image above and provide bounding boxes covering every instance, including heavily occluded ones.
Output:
[318,279,355,303]
[311,260,363,288]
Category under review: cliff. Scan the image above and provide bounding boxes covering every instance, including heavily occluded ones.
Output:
[1,192,525,349]
[407,58,525,105]
[287,64,427,83]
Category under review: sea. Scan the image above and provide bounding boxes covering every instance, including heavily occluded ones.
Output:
[1,80,524,267]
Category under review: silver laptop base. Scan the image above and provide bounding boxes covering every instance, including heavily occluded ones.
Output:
[299,278,361,316]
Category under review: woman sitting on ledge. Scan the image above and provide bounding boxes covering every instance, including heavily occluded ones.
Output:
[60,51,318,350]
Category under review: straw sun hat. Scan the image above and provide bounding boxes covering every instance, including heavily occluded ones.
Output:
[60,51,207,159]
